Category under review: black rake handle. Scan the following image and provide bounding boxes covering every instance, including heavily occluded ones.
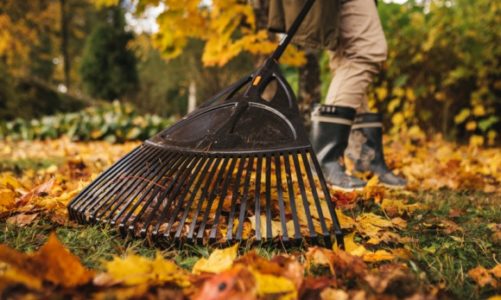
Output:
[270,0,316,61]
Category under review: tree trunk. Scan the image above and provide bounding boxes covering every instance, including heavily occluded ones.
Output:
[298,48,321,124]
[60,0,71,90]
[188,80,197,113]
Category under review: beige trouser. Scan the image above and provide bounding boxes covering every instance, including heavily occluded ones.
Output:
[325,0,387,112]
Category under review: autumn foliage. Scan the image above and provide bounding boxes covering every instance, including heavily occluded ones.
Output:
[0,135,499,298]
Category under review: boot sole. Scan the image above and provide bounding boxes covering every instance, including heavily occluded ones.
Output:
[381,183,407,190]
[330,185,366,192]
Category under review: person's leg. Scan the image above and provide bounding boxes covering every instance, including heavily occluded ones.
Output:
[325,0,387,110]
[311,0,388,190]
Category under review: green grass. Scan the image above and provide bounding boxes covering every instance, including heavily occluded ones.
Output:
[0,157,64,175]
[1,190,499,299]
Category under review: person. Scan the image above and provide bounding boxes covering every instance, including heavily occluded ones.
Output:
[268,0,406,191]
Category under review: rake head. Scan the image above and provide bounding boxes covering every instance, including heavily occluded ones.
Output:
[68,59,345,248]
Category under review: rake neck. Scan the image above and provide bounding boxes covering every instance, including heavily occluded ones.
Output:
[270,0,316,62]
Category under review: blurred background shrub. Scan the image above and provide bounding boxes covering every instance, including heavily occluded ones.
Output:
[0,0,498,144]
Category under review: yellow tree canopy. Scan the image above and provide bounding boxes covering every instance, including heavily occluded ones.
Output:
[96,0,305,67]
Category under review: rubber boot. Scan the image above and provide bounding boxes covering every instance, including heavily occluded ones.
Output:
[346,113,407,188]
[310,105,367,191]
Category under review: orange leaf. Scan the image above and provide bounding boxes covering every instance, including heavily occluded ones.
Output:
[0,232,94,288]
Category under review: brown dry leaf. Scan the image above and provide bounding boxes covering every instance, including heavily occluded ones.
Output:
[364,264,416,294]
[16,177,54,206]
[6,213,38,227]
[0,232,93,288]
[391,217,408,229]
[306,247,336,274]
[381,198,424,217]
[366,231,411,245]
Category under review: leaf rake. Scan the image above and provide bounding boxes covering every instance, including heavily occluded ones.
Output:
[68,0,344,249]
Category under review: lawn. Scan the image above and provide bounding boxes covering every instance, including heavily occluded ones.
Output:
[0,137,499,299]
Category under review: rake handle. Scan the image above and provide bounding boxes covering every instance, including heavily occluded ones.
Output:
[270,0,316,61]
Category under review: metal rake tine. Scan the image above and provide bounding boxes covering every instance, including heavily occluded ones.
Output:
[118,152,189,232]
[253,154,263,241]
[186,157,224,242]
[300,149,330,239]
[274,152,289,242]
[235,156,255,241]
[208,157,238,242]
[173,157,218,241]
[137,155,197,237]
[80,146,162,223]
[291,153,316,240]
[196,157,230,242]
[94,150,174,222]
[68,146,141,218]
[226,156,247,242]
[283,151,302,240]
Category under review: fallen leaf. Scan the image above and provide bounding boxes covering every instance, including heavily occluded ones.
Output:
[468,265,497,288]
[0,188,16,212]
[16,178,54,206]
[320,288,349,300]
[193,265,255,300]
[362,250,396,263]
[0,232,93,288]
[6,213,38,227]
[192,244,239,274]
[103,252,190,287]
[356,213,393,237]
[251,269,297,300]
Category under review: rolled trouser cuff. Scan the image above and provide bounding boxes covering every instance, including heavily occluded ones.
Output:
[311,105,357,125]
[352,112,383,129]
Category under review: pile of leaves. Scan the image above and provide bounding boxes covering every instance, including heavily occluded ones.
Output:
[0,101,172,143]
[0,135,500,299]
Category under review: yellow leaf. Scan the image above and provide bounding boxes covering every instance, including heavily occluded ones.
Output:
[192,244,238,274]
[466,121,477,131]
[392,112,404,127]
[104,252,190,287]
[362,249,395,263]
[251,269,297,300]
[454,108,470,124]
[340,232,369,257]
[473,105,486,116]
[0,174,23,190]
[355,213,393,237]
[249,215,296,238]
[0,188,16,212]
[469,135,484,147]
